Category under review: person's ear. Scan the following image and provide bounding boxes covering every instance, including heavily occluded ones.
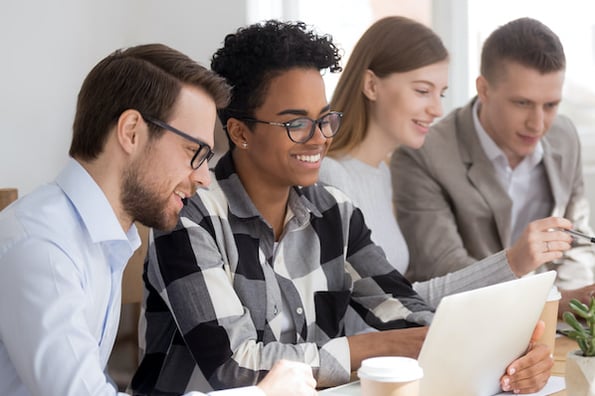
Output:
[116,109,143,154]
[476,75,490,104]
[362,69,379,101]
[227,118,251,149]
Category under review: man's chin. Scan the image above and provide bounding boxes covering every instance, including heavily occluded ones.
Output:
[137,212,179,232]
[161,213,182,232]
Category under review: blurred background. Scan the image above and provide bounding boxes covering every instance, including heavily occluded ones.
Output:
[2,1,595,219]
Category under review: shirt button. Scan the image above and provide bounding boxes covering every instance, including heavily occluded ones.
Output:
[296,307,303,315]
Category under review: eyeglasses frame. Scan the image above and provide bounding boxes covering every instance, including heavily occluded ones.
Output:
[141,114,214,170]
[238,111,343,144]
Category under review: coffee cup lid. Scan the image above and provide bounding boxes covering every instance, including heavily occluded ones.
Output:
[357,356,423,382]
[547,286,561,301]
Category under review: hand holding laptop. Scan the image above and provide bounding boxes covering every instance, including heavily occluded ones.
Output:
[344,273,556,395]
[500,321,553,393]
[324,280,556,396]
[418,271,556,396]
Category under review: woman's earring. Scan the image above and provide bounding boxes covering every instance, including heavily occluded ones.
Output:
[242,142,248,148]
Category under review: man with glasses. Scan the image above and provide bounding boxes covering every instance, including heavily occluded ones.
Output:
[0,43,316,396]
[131,21,552,395]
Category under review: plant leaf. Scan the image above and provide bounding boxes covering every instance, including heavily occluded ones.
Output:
[569,299,590,319]
[578,338,589,355]
[564,312,588,334]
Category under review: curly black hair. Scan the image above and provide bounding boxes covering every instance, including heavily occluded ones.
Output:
[211,20,342,148]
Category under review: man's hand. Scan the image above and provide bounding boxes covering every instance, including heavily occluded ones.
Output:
[500,321,553,393]
[506,217,573,277]
[559,285,595,318]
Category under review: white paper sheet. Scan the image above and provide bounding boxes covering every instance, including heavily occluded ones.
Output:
[494,375,565,396]
[318,376,565,395]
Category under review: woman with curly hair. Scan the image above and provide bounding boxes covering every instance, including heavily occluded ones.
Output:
[131,20,432,394]
[130,20,551,395]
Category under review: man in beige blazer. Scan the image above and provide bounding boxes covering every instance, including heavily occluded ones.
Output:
[392,17,595,313]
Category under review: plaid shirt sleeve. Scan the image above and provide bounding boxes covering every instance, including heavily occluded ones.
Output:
[131,154,434,395]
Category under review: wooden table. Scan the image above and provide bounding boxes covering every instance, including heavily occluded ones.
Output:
[0,188,18,211]
[321,335,579,395]
[550,335,578,396]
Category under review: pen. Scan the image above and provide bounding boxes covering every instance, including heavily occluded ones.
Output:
[564,228,595,243]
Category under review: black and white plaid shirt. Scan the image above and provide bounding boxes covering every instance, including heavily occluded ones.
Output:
[131,152,434,395]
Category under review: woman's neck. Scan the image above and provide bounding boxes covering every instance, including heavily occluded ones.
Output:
[350,124,398,167]
[232,151,290,241]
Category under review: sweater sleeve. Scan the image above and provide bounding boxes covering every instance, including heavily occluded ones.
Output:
[413,250,516,308]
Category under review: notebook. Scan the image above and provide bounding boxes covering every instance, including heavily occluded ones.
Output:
[417,270,556,396]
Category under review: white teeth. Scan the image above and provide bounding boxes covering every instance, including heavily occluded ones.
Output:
[415,120,430,127]
[295,153,321,163]
[174,191,186,199]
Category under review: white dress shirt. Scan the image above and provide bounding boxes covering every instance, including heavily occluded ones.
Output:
[472,100,552,245]
[0,159,140,396]
[0,159,263,396]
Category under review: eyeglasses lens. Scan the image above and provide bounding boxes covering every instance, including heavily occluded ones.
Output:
[289,112,342,143]
[191,146,214,169]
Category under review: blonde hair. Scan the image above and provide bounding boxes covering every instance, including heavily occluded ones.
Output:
[329,16,448,157]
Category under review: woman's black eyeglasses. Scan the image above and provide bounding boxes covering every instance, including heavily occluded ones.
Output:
[239,111,343,144]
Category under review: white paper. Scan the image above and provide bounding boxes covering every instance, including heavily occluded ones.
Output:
[493,376,565,396]
[318,376,565,395]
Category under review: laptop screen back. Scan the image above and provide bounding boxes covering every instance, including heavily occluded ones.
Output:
[418,271,556,396]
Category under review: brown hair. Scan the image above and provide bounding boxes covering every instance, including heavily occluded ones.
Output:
[329,16,448,157]
[480,17,565,84]
[70,43,231,160]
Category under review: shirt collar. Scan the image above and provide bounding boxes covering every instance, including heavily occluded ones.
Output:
[472,99,543,169]
[214,151,321,223]
[56,158,140,251]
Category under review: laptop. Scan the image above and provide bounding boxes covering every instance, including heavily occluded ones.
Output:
[417,270,556,396]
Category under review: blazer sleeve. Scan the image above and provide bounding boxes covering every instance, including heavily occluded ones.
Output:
[545,117,595,289]
[391,142,480,282]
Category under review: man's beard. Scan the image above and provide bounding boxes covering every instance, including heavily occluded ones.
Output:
[121,163,179,231]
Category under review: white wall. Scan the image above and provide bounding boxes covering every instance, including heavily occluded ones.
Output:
[0,1,247,195]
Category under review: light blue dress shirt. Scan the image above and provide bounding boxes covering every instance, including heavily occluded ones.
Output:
[0,159,140,396]
[0,159,265,396]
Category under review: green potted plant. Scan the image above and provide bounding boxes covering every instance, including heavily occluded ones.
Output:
[563,297,595,356]
[562,296,595,396]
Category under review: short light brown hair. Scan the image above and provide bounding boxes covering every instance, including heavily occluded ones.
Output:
[480,17,565,84]
[70,44,231,161]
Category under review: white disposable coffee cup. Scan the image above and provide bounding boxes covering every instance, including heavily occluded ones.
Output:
[358,356,423,396]
[537,285,561,352]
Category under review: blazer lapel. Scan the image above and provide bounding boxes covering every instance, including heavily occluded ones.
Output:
[541,138,565,216]
[456,100,512,247]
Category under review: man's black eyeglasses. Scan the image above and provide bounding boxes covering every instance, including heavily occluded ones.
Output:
[239,111,343,144]
[142,114,214,170]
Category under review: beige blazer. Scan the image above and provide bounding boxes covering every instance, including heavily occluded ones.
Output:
[392,98,595,290]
